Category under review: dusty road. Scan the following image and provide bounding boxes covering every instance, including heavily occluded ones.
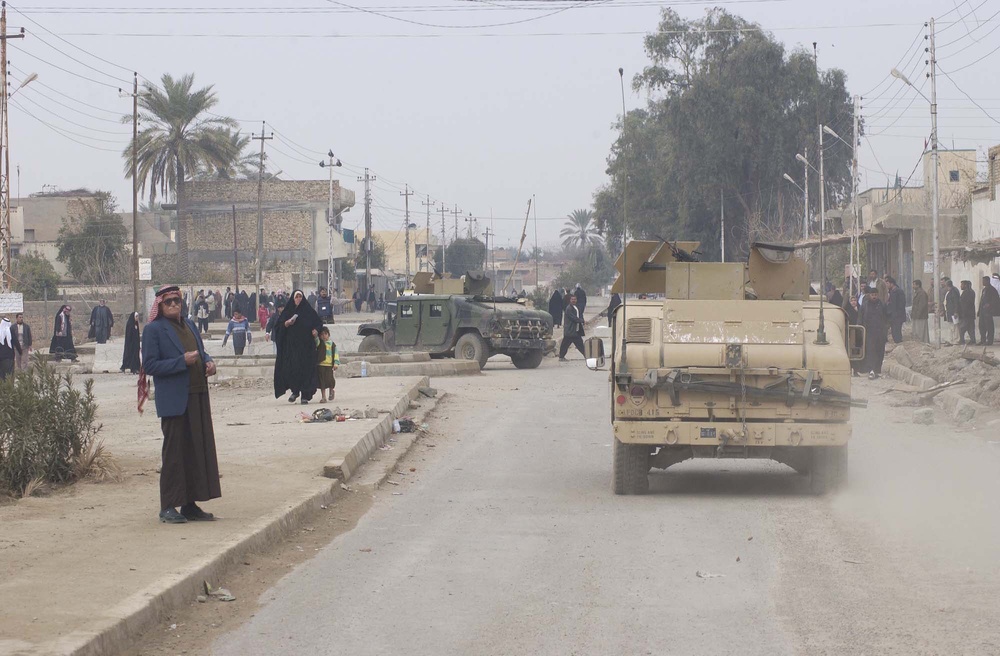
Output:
[203,356,1000,656]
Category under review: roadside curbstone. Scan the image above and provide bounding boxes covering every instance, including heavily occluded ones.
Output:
[884,361,991,424]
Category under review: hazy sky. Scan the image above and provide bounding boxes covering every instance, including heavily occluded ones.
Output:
[7,0,1000,250]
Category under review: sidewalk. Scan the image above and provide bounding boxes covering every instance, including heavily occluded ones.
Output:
[0,373,430,656]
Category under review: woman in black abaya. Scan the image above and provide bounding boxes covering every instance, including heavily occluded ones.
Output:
[49,305,78,362]
[273,290,323,404]
[120,312,141,374]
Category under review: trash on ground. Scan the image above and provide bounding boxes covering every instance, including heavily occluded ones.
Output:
[387,480,400,486]
[696,570,725,579]
[843,559,865,565]
[418,386,438,398]
[203,581,236,601]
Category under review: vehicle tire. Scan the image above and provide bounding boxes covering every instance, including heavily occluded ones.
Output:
[510,350,544,369]
[358,334,387,353]
[809,445,848,495]
[612,437,649,495]
[455,333,489,369]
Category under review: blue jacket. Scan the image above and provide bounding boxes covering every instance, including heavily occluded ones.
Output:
[141,317,213,418]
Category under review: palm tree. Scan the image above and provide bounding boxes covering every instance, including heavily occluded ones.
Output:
[123,73,237,278]
[560,208,602,250]
[193,129,259,181]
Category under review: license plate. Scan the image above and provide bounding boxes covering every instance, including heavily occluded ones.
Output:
[700,427,717,438]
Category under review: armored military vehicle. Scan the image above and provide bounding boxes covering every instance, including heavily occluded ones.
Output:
[357,271,553,370]
[587,240,866,495]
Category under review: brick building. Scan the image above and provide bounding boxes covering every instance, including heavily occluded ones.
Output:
[178,179,355,289]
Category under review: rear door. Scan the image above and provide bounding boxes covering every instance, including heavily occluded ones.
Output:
[394,300,419,347]
[419,300,451,349]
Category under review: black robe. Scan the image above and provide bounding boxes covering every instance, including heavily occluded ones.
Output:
[273,291,323,401]
[49,306,77,360]
[607,293,622,327]
[548,291,563,327]
[90,305,114,343]
[121,312,141,373]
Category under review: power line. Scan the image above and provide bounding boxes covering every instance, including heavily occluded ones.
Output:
[8,43,121,89]
[9,99,124,151]
[936,66,1000,126]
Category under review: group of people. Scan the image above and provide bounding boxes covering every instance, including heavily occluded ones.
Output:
[834,269,1000,379]
[0,314,31,379]
[547,284,589,329]
[352,287,396,313]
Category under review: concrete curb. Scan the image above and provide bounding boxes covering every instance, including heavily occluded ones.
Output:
[884,361,991,424]
[323,376,430,480]
[53,376,432,656]
[338,360,480,378]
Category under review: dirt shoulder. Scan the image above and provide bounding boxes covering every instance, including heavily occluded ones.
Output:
[887,340,1000,409]
[0,372,428,655]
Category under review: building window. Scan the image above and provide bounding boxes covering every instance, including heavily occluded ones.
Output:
[23,229,34,242]
[949,170,960,182]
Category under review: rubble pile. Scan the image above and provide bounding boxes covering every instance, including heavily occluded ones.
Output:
[888,341,1000,409]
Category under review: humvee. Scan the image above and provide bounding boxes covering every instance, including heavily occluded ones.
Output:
[588,240,866,495]
[357,272,554,370]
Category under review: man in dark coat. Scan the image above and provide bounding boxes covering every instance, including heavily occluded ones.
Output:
[910,280,929,343]
[958,280,977,345]
[826,283,843,310]
[606,293,622,327]
[885,277,906,344]
[558,293,586,361]
[367,288,377,313]
[316,288,333,322]
[978,276,999,346]
[273,290,323,404]
[90,299,114,344]
[859,284,889,379]
[547,289,563,328]
[138,285,220,524]
[943,278,960,343]
[12,313,32,370]
[574,283,588,318]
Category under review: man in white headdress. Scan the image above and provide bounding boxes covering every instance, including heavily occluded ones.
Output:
[0,317,22,379]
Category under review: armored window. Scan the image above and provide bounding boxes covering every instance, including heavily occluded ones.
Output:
[949,170,960,182]
[400,304,414,318]
[429,304,443,318]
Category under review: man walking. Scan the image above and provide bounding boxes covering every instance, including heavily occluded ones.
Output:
[558,293,586,361]
[885,277,906,344]
[958,280,977,345]
[12,313,32,370]
[89,299,114,344]
[979,275,1000,346]
[138,285,220,524]
[910,280,929,343]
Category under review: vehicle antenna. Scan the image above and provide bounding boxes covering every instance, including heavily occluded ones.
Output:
[618,67,629,379]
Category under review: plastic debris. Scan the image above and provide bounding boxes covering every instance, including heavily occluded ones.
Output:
[417,386,438,398]
[393,419,401,433]
[695,571,725,579]
[203,581,236,601]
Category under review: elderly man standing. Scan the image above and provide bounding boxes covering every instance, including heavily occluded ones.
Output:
[139,285,221,525]
[910,280,929,343]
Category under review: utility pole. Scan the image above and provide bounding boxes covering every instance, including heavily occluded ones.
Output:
[401,184,414,282]
[803,146,809,239]
[0,3,25,292]
[252,122,272,297]
[231,205,240,294]
[720,188,725,262]
[482,227,494,272]
[320,151,342,294]
[357,168,375,295]
[532,194,539,288]
[929,17,941,348]
[438,205,448,274]
[131,73,138,314]
[850,94,860,301]
[421,196,435,272]
[452,204,461,242]
[816,123,828,345]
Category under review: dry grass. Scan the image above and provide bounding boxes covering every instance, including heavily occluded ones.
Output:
[21,476,49,499]
[73,439,125,483]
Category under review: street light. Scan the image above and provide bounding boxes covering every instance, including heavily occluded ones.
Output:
[892,61,941,347]
[10,72,37,98]
[823,125,862,302]
[319,151,343,294]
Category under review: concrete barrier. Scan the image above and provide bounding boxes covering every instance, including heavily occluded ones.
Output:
[884,361,991,424]
[339,359,481,378]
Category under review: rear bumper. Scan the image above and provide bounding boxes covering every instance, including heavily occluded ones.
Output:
[613,420,850,447]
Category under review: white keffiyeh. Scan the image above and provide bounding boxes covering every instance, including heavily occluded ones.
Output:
[0,318,12,348]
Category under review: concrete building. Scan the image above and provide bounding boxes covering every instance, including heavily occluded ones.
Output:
[13,190,174,281]
[357,228,438,281]
[178,179,355,290]
[946,144,1000,299]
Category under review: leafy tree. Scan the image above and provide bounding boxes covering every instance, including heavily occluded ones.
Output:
[123,73,238,279]
[554,242,616,291]
[55,192,129,290]
[11,253,60,300]
[356,235,387,272]
[560,209,603,250]
[434,238,487,277]
[593,8,854,261]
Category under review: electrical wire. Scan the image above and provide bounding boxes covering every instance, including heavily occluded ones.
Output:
[936,66,1000,126]
[8,44,122,89]
[9,63,121,116]
[9,99,125,152]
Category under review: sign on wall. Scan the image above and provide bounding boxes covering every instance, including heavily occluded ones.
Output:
[923,261,934,274]
[0,293,24,314]
[138,258,152,281]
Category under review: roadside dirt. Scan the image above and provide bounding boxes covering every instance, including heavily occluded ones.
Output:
[888,340,1000,408]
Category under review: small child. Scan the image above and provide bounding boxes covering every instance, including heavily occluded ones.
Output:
[222,309,252,355]
[315,326,339,402]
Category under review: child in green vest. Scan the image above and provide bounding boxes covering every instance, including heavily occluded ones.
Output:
[315,326,340,402]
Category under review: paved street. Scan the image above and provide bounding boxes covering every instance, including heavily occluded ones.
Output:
[208,357,1000,656]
